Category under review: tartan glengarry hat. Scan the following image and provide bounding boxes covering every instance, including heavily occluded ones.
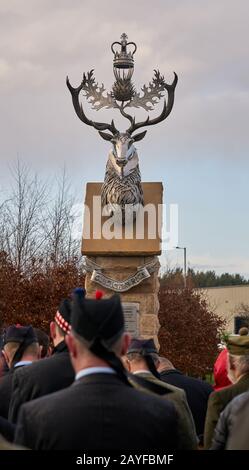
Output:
[4,325,38,347]
[71,292,124,347]
[54,299,72,335]
[226,327,249,356]
[127,338,158,355]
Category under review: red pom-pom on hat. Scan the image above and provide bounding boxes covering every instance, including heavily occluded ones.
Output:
[95,290,103,300]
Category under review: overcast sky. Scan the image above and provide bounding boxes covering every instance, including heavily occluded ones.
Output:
[0,0,248,275]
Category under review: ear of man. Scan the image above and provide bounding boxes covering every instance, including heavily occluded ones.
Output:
[3,343,19,368]
[65,333,78,359]
[119,333,131,357]
[2,348,11,368]
[50,321,56,341]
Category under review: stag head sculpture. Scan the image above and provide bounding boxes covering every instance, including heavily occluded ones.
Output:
[66,34,178,223]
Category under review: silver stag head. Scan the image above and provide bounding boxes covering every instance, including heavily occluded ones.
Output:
[98,131,146,179]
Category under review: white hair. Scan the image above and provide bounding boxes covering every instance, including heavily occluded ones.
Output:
[229,353,249,375]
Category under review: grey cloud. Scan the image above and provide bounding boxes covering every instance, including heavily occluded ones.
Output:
[0,0,249,176]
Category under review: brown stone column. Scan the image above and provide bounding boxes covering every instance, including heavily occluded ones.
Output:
[82,182,163,344]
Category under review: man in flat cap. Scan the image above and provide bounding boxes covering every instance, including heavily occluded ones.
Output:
[204,327,249,449]
[0,325,40,419]
[15,292,179,450]
[126,338,198,450]
[9,298,75,423]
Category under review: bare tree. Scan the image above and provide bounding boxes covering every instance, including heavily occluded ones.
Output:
[0,197,7,252]
[42,168,79,266]
[0,162,81,275]
[2,162,47,272]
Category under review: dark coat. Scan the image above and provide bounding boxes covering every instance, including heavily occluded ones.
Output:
[8,341,74,424]
[0,416,15,442]
[0,352,9,376]
[160,369,213,441]
[15,373,179,450]
[0,365,26,419]
[204,372,249,449]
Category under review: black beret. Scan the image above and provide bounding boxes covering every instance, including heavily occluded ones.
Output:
[71,293,124,346]
[127,338,158,355]
[4,325,38,346]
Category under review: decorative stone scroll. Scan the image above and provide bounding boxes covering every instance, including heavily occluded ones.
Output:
[83,257,159,293]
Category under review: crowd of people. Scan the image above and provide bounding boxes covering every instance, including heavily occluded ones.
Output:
[0,287,249,451]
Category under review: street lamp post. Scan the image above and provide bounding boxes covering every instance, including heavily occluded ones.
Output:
[175,246,187,288]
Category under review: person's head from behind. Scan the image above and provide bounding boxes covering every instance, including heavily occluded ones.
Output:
[2,325,40,369]
[34,328,51,358]
[66,290,130,374]
[226,328,249,383]
[125,338,161,378]
[50,299,72,348]
[228,353,249,383]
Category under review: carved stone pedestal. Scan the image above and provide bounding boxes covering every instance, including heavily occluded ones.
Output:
[84,255,161,344]
[82,182,163,345]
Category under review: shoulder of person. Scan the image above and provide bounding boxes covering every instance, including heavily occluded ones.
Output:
[227,390,249,412]
[209,387,227,403]
[161,381,186,397]
[17,382,73,420]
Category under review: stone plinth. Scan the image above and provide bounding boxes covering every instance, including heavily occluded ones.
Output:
[82,182,163,343]
[82,182,163,256]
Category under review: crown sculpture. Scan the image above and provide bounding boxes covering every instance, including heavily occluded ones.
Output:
[67,33,178,223]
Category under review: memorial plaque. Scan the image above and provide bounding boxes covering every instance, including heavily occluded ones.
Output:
[122,302,140,337]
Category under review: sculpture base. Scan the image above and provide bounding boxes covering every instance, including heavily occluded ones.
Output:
[82,181,163,346]
[82,182,163,256]
[85,255,160,345]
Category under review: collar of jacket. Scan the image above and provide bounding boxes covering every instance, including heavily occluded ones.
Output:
[53,340,68,354]
[236,371,249,385]
[128,372,173,396]
[160,368,182,376]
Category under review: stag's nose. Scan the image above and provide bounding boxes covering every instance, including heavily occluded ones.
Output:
[116,158,127,167]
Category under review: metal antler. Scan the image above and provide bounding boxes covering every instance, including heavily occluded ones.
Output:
[126,72,178,135]
[66,76,118,135]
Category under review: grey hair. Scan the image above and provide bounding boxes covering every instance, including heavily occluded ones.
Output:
[229,353,249,375]
[126,351,159,365]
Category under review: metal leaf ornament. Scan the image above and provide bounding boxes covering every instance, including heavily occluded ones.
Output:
[81,70,118,111]
[126,70,167,111]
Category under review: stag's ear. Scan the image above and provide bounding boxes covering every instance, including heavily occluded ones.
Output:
[98,131,114,141]
[132,130,147,142]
